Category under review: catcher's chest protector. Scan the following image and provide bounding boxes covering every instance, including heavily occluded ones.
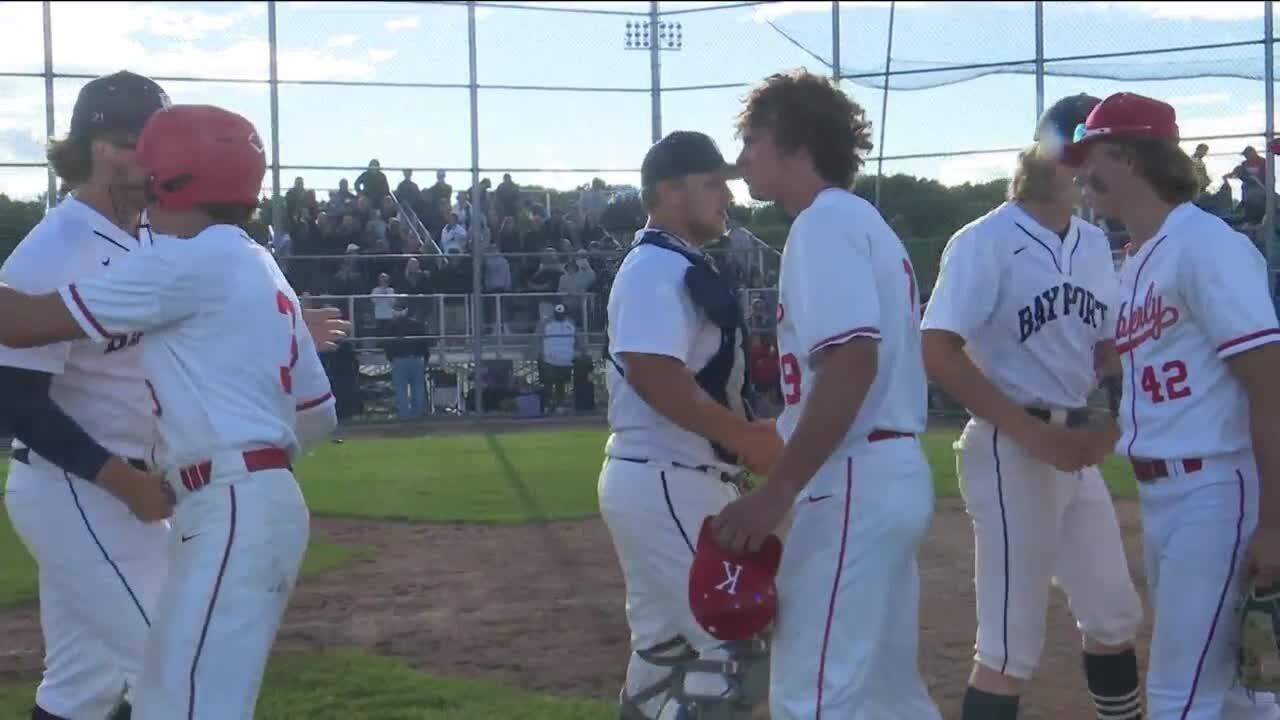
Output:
[603,230,757,465]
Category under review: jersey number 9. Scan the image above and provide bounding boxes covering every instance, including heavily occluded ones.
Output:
[276,291,300,394]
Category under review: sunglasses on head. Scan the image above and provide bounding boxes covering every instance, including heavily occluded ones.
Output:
[1072,123,1153,144]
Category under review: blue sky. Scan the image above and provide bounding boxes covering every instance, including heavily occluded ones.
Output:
[0,0,1272,204]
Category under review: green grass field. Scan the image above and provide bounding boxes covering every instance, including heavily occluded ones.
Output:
[0,428,1139,717]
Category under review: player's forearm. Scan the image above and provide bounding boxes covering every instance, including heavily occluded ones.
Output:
[0,366,113,482]
[922,330,1036,438]
[1231,344,1280,528]
[618,353,752,448]
[768,339,876,498]
[0,285,87,348]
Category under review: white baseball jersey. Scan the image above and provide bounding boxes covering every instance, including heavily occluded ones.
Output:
[0,196,158,461]
[57,225,334,472]
[604,230,737,473]
[774,188,927,447]
[921,202,1120,408]
[1114,202,1280,460]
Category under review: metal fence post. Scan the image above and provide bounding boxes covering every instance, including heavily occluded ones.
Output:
[42,0,55,208]
[874,1,895,207]
[831,1,841,81]
[650,0,662,142]
[267,0,283,236]
[468,0,485,414]
[1034,0,1045,121]
[1264,0,1276,296]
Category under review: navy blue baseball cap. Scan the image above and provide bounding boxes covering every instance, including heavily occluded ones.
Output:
[1035,93,1101,160]
[69,70,171,142]
[641,131,739,194]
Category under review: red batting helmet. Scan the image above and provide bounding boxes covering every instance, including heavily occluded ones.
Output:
[1062,92,1180,167]
[137,104,266,210]
[688,517,782,642]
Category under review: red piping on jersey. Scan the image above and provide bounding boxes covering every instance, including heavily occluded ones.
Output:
[1216,328,1280,355]
[1123,235,1170,462]
[814,457,854,718]
[66,284,110,340]
[809,326,880,355]
[296,391,333,412]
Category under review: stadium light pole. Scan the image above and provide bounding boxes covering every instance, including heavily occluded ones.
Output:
[874,1,896,209]
[624,6,682,143]
[267,0,283,237]
[1034,0,1045,120]
[42,0,55,208]
[831,1,841,81]
[468,0,485,414]
[1264,0,1276,296]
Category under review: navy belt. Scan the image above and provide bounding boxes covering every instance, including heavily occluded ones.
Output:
[11,447,149,473]
[610,455,722,474]
[1026,406,1091,429]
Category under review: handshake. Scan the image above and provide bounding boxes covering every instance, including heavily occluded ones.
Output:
[720,419,786,478]
[96,458,175,523]
[1009,413,1121,473]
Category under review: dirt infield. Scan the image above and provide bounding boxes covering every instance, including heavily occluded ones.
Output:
[0,497,1149,718]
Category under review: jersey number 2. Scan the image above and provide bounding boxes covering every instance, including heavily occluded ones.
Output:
[276,291,300,395]
[1140,360,1191,403]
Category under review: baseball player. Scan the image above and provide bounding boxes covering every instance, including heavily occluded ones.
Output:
[711,69,941,719]
[920,94,1144,720]
[0,70,178,720]
[598,130,782,719]
[1068,92,1280,719]
[0,103,337,718]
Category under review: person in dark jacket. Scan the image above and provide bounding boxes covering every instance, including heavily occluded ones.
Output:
[354,159,391,207]
[381,304,431,419]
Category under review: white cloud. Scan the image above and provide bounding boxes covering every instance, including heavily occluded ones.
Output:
[368,49,396,64]
[1130,1,1263,21]
[474,6,493,20]
[384,15,420,32]
[1167,92,1232,108]
[326,33,360,49]
[286,1,320,8]
[935,151,1019,187]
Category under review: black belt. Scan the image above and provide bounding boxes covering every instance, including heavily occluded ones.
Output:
[1026,406,1091,429]
[11,447,149,473]
[609,455,735,482]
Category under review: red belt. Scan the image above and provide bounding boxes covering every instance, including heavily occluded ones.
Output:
[1131,457,1203,483]
[868,429,914,443]
[177,448,292,493]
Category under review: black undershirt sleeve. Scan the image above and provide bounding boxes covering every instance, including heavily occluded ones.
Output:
[0,365,112,481]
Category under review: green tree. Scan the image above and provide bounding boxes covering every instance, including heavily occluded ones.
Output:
[0,194,46,263]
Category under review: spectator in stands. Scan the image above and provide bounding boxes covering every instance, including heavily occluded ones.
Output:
[1225,145,1267,224]
[332,178,355,209]
[578,177,608,229]
[355,159,391,207]
[749,333,781,410]
[428,170,453,211]
[496,173,520,221]
[557,250,596,318]
[441,212,469,254]
[496,215,521,254]
[331,246,366,297]
[1192,143,1211,197]
[526,248,564,316]
[396,169,421,215]
[382,303,431,420]
[747,297,772,336]
[481,237,513,293]
[433,248,473,335]
[352,194,373,227]
[454,191,473,228]
[337,213,363,251]
[379,194,398,222]
[366,208,389,251]
[371,271,398,335]
[286,176,307,218]
[540,303,577,411]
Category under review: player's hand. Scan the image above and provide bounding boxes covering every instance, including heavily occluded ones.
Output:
[95,459,174,522]
[727,420,784,477]
[711,481,792,556]
[1011,421,1101,473]
[302,306,351,352]
[1245,524,1280,589]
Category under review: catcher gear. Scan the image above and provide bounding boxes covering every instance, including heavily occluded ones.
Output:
[137,105,266,211]
[618,635,770,720]
[1238,581,1280,692]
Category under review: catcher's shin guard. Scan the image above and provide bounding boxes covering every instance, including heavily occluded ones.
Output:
[619,635,770,719]
[1238,582,1280,693]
